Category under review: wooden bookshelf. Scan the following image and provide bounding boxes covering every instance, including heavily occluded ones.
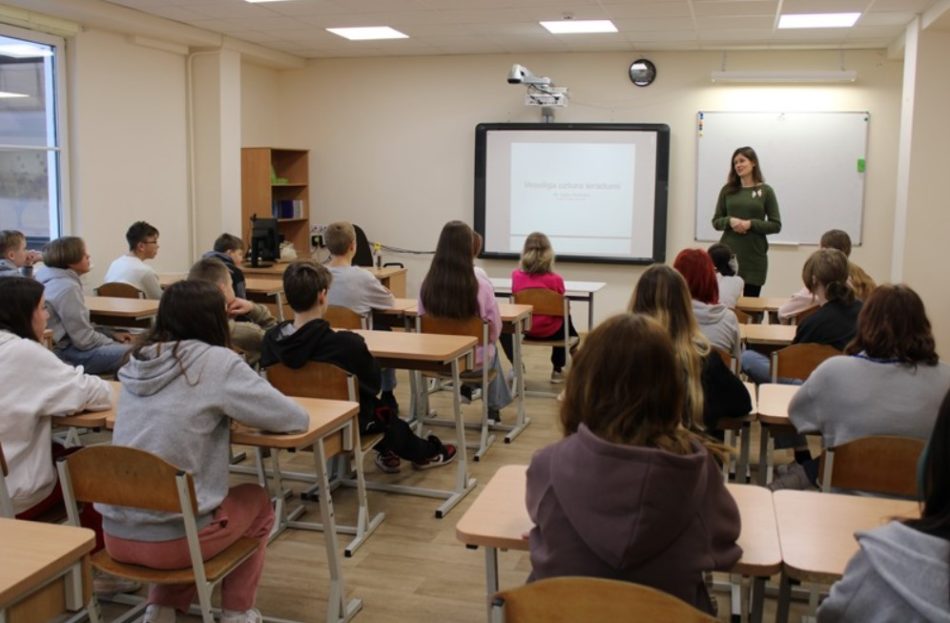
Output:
[241,147,310,254]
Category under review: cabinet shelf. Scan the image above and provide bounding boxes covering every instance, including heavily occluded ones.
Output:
[242,147,310,254]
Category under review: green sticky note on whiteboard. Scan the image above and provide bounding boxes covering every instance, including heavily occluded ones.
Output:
[857,158,866,172]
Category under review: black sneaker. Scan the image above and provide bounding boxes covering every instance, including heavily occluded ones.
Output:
[412,438,457,470]
[488,408,501,423]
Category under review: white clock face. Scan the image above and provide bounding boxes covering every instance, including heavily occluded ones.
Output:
[629,59,656,87]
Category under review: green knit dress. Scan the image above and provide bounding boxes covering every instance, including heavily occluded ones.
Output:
[711,184,782,287]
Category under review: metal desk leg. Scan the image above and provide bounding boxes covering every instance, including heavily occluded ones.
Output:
[274,292,286,322]
[435,356,477,518]
[757,421,770,486]
[586,294,594,330]
[502,319,530,443]
[750,576,766,623]
[776,571,792,623]
[484,547,499,623]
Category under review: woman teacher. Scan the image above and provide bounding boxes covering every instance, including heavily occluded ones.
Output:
[711,146,782,297]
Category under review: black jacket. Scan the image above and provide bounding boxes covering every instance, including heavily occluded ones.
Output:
[794,299,862,351]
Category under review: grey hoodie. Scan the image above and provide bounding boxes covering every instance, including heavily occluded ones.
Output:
[818,521,950,622]
[34,265,115,350]
[98,340,309,541]
[0,258,31,278]
[692,299,741,356]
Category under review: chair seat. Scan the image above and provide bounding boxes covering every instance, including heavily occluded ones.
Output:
[92,536,260,585]
[361,431,384,452]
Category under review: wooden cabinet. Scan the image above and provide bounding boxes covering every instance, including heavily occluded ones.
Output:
[241,148,310,254]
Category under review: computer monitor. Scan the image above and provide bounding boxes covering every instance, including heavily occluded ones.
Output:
[249,217,280,267]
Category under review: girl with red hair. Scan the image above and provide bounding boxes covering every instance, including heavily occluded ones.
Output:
[673,249,741,358]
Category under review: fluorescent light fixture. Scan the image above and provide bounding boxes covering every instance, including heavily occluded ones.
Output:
[326,26,408,41]
[540,20,617,34]
[0,43,52,58]
[778,13,860,29]
[711,70,857,83]
[0,91,28,98]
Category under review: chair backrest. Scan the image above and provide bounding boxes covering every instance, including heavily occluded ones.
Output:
[419,314,488,347]
[96,282,145,299]
[513,288,567,318]
[324,305,369,330]
[770,343,841,382]
[732,308,753,324]
[0,442,13,518]
[820,435,925,497]
[790,305,819,325]
[491,576,716,623]
[352,224,374,267]
[265,361,357,401]
[712,346,738,374]
[56,445,196,514]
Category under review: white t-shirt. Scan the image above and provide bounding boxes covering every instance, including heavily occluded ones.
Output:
[104,254,162,299]
[327,265,395,316]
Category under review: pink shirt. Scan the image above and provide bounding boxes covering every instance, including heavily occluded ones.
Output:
[416,271,500,367]
[511,269,565,338]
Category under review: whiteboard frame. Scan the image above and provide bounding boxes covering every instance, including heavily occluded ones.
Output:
[694,111,870,245]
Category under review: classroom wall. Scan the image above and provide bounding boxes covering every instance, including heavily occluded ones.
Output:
[263,50,902,326]
[68,28,190,287]
[241,61,281,147]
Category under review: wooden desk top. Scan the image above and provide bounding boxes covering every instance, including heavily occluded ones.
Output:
[375,298,417,316]
[773,490,919,583]
[57,382,120,429]
[352,329,476,364]
[86,296,159,318]
[744,381,757,415]
[159,274,283,296]
[736,297,789,313]
[230,396,359,450]
[455,465,781,577]
[367,266,407,279]
[497,303,533,323]
[756,383,799,426]
[490,278,606,294]
[241,263,407,279]
[0,518,95,608]
[740,323,796,345]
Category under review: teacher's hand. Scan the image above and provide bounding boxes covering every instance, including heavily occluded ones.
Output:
[730,217,752,234]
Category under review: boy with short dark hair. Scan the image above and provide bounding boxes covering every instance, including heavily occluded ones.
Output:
[325,221,400,410]
[187,257,276,363]
[261,259,455,473]
[203,233,247,298]
[0,230,42,278]
[104,221,162,299]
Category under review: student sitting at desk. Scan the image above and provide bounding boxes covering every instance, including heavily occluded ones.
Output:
[778,229,876,323]
[99,280,309,623]
[498,231,579,384]
[707,243,743,309]
[526,313,741,615]
[104,221,163,299]
[0,229,42,279]
[674,248,741,357]
[203,233,248,299]
[818,387,950,622]
[742,248,862,384]
[417,221,512,422]
[36,236,133,375]
[261,259,456,472]
[324,221,400,413]
[773,284,950,491]
[187,257,276,364]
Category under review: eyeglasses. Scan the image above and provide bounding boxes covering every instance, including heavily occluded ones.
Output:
[143,239,159,245]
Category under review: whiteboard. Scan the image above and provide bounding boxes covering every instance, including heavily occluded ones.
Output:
[694,111,869,245]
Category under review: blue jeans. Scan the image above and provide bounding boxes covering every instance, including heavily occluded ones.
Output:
[56,343,132,375]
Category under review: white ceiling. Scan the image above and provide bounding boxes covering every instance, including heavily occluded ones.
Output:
[102,0,940,58]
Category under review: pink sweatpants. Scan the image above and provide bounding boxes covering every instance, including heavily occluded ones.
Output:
[103,483,275,612]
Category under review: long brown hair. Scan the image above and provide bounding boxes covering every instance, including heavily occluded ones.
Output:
[803,248,854,305]
[844,284,938,366]
[561,313,693,454]
[628,265,709,429]
[725,146,764,193]
[420,221,479,319]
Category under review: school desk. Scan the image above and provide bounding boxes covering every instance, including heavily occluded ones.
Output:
[720,381,758,484]
[489,278,606,331]
[54,381,121,447]
[158,273,289,321]
[740,323,796,346]
[352,329,478,518]
[755,383,802,486]
[772,490,919,623]
[736,297,789,315]
[454,465,781,623]
[85,296,159,327]
[0,518,95,623]
[241,262,408,297]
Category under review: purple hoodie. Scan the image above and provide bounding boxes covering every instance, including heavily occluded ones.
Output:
[526,423,742,613]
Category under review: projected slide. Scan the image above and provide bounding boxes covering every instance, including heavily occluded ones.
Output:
[510,142,635,255]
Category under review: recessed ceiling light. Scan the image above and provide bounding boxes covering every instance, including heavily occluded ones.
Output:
[326,27,409,41]
[778,13,860,29]
[540,20,617,34]
[0,91,28,98]
[0,43,52,58]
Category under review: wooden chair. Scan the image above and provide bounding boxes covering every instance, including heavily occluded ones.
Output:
[713,346,738,375]
[263,361,383,555]
[0,442,14,518]
[324,305,369,330]
[819,435,925,497]
[513,288,574,396]
[418,314,496,461]
[732,308,753,325]
[95,282,145,299]
[491,576,716,623]
[56,446,261,623]
[770,343,841,382]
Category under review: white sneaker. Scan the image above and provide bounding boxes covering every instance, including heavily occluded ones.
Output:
[221,608,262,623]
[143,604,175,623]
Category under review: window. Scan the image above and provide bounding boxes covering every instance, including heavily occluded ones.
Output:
[0,27,66,247]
